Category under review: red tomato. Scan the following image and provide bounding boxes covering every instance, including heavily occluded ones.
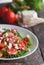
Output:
[0,7,8,17]
[0,52,3,57]
[6,47,17,55]
[3,10,16,24]
[5,32,15,38]
[18,40,26,50]
[22,37,28,44]
[0,31,3,37]
[0,42,4,49]
[0,10,1,18]
[7,37,17,45]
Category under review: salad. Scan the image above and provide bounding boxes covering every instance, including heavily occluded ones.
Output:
[0,28,32,58]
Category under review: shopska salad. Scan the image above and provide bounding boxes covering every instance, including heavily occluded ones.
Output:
[0,28,32,58]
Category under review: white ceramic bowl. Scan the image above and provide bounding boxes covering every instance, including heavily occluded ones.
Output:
[0,24,39,60]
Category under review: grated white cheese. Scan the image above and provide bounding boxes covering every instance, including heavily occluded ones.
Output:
[13,40,16,42]
[14,44,19,49]
[8,43,12,49]
[0,40,1,43]
[6,33,8,37]
[4,42,7,46]
[22,48,25,50]
[0,29,4,32]
[7,38,9,41]
[26,35,30,38]
[14,29,16,32]
[17,40,19,43]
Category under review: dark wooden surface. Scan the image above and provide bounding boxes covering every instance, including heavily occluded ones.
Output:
[32,23,44,60]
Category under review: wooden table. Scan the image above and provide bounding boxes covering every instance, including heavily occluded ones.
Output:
[0,23,44,65]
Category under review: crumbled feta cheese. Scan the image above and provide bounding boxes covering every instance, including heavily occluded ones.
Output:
[6,33,8,37]
[17,40,19,43]
[22,48,25,50]
[27,35,30,38]
[7,38,9,41]
[14,44,19,49]
[0,40,1,43]
[0,29,4,32]
[13,40,16,42]
[8,43,12,49]
[4,42,7,46]
[14,29,16,32]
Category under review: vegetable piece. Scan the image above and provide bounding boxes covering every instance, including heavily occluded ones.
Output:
[0,31,3,37]
[0,52,3,57]
[0,10,1,18]
[12,49,28,57]
[2,29,9,34]
[18,40,26,50]
[7,37,18,45]
[26,37,32,48]
[22,37,28,44]
[0,7,8,18]
[5,32,15,37]
[3,10,16,24]
[14,31,22,39]
[9,3,19,13]
[6,47,17,55]
[0,42,4,49]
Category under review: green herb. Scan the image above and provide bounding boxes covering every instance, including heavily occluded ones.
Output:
[14,31,22,39]
[2,28,9,34]
[26,37,32,48]
[25,0,42,10]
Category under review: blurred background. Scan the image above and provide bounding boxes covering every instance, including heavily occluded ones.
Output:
[0,0,44,18]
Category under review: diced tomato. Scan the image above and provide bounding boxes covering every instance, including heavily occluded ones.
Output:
[0,31,2,37]
[18,40,26,50]
[0,52,3,57]
[22,37,28,44]
[0,42,4,49]
[7,37,18,45]
[5,32,15,37]
[6,47,17,55]
[0,37,3,40]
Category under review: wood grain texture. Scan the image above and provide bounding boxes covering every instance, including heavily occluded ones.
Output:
[31,23,44,60]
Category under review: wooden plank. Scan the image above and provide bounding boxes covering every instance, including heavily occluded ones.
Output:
[31,23,44,60]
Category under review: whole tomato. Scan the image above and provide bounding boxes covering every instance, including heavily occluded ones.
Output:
[3,10,16,24]
[0,7,8,18]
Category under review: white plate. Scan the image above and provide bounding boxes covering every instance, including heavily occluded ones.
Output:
[0,24,39,60]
